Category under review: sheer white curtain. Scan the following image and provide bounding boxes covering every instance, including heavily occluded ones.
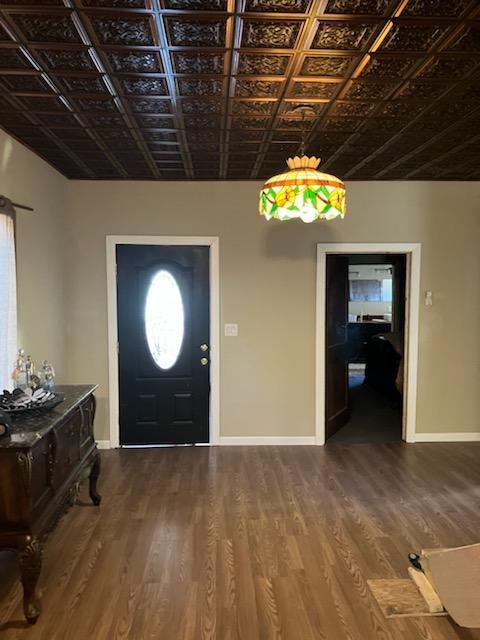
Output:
[0,213,17,391]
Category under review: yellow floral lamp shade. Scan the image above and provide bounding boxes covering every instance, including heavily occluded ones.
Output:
[259,155,346,223]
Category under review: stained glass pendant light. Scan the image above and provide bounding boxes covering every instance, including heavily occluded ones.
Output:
[259,108,346,223]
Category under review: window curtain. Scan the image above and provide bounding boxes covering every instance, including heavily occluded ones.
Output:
[0,213,17,391]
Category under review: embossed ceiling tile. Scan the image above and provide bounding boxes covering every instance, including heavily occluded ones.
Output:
[402,0,470,17]
[379,100,427,117]
[119,77,168,95]
[448,26,480,52]
[291,81,338,98]
[127,98,171,113]
[162,0,227,8]
[363,116,408,131]
[144,131,177,142]
[346,79,397,100]
[86,114,124,127]
[329,101,375,117]
[137,116,175,128]
[82,0,146,6]
[245,0,311,11]
[106,138,138,149]
[172,53,224,75]
[186,130,219,144]
[230,116,270,129]
[187,142,219,152]
[0,49,32,69]
[241,19,302,49]
[52,127,90,139]
[282,101,324,115]
[418,56,477,78]
[19,96,66,111]
[75,98,118,112]
[277,115,316,129]
[229,129,262,141]
[237,53,290,75]
[63,138,100,150]
[166,17,226,47]
[57,76,106,93]
[181,99,222,114]
[90,15,154,46]
[398,80,446,99]
[380,23,447,51]
[37,113,79,127]
[2,74,50,92]
[312,22,377,50]
[0,112,31,127]
[184,115,221,128]
[106,50,163,73]
[301,55,356,77]
[361,55,420,77]
[36,47,95,71]
[177,78,223,96]
[0,23,12,40]
[4,0,63,4]
[323,116,362,131]
[324,0,391,14]
[10,13,81,43]
[235,80,282,97]
[232,100,275,114]
[96,128,133,140]
[272,130,301,141]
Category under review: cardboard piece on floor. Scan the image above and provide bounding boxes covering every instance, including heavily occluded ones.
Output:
[367,578,448,618]
[421,543,480,629]
[407,566,444,613]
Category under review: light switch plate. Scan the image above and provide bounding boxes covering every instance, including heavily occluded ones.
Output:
[224,323,238,337]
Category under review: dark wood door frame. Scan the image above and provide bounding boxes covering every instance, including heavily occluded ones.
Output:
[316,243,421,445]
[106,236,220,449]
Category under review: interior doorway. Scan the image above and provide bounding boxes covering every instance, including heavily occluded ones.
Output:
[316,243,421,445]
[326,254,406,443]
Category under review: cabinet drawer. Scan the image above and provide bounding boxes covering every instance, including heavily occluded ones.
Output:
[53,411,81,489]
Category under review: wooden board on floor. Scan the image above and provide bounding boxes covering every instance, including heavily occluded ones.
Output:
[421,543,480,629]
[368,579,448,619]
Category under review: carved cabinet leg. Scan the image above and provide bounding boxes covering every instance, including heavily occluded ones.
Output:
[89,451,102,506]
[18,536,43,624]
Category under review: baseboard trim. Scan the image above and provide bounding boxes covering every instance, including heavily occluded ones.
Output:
[415,432,480,443]
[219,437,316,446]
[96,440,111,450]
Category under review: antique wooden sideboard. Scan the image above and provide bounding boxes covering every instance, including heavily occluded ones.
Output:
[0,384,101,624]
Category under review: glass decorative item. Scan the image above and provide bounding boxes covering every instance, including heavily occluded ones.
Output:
[259,155,346,223]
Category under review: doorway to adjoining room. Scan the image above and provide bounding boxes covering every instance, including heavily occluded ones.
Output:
[325,253,407,444]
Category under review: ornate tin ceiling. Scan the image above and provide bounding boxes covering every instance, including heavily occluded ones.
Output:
[0,0,479,180]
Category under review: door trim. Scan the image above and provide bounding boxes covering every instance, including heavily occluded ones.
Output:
[316,243,421,445]
[106,235,220,448]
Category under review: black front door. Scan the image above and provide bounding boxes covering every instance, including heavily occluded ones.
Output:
[117,244,210,445]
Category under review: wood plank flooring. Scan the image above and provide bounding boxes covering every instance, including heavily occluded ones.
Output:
[1,443,480,639]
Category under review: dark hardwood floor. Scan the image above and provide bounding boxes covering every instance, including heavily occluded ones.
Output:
[1,444,480,640]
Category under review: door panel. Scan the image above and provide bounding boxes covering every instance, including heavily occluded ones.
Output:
[326,255,350,439]
[117,244,210,445]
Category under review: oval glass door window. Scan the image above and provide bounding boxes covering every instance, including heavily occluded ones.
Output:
[145,270,184,370]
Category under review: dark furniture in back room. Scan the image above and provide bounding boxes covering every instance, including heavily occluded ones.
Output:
[347,321,391,363]
[0,385,101,624]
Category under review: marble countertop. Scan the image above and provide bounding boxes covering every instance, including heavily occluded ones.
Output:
[0,385,97,450]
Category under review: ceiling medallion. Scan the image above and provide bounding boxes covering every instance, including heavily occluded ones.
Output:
[259,107,346,223]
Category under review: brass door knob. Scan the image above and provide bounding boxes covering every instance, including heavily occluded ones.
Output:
[200,357,209,366]
[200,343,209,352]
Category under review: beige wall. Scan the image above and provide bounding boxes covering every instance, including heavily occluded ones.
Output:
[0,130,68,377]
[66,180,480,441]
